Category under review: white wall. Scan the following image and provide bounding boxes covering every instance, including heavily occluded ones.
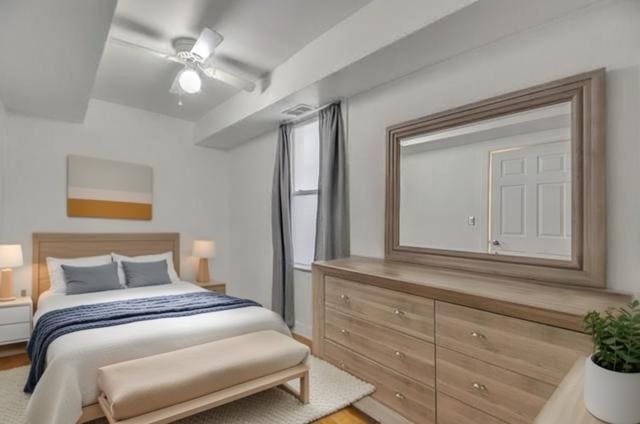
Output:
[228,130,313,336]
[228,132,275,306]
[349,0,640,293]
[0,99,231,296]
[0,100,7,237]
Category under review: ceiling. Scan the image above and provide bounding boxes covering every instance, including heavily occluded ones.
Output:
[0,0,604,132]
[0,0,116,122]
[194,0,604,149]
[91,0,371,121]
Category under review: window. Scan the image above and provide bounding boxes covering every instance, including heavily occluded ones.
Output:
[291,118,319,270]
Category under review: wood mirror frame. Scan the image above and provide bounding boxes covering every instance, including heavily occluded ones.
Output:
[385,69,606,288]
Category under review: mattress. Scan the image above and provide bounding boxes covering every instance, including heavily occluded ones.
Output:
[26,281,290,424]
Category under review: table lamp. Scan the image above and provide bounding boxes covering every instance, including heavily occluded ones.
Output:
[192,240,215,283]
[0,244,23,301]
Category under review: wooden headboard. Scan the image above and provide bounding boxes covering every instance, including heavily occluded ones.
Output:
[32,233,180,306]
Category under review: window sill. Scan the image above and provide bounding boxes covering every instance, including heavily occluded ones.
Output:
[294,264,312,273]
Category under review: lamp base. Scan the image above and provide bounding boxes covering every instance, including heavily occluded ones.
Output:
[196,258,210,283]
[0,269,15,302]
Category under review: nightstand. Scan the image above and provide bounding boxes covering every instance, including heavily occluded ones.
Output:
[0,297,32,346]
[198,281,226,294]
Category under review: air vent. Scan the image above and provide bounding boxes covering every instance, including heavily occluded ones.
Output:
[282,104,316,117]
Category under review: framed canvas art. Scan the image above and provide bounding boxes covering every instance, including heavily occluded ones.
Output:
[67,155,153,220]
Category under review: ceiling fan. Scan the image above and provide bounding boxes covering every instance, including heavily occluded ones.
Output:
[110,28,256,103]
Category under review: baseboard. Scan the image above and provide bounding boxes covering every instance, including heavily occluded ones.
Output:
[291,332,312,350]
[353,397,412,424]
[293,321,312,339]
[0,342,27,358]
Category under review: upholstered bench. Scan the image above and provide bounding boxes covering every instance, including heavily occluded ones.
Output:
[97,330,310,424]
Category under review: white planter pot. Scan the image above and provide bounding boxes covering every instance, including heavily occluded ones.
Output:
[584,355,640,424]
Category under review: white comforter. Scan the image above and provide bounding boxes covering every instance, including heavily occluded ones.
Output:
[26,282,289,424]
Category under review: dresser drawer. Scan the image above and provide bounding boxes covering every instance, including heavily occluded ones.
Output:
[435,301,591,385]
[0,322,31,344]
[325,308,435,386]
[437,392,507,424]
[325,276,434,342]
[324,340,435,424]
[437,347,555,424]
[0,305,31,325]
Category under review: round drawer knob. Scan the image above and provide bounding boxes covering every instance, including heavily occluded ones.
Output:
[393,308,405,316]
[340,294,350,303]
[394,392,405,400]
[470,331,486,339]
[340,328,349,335]
[472,382,488,392]
[394,350,404,358]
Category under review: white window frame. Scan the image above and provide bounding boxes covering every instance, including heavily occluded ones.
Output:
[291,117,320,271]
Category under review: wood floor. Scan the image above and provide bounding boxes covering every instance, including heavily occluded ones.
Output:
[315,406,376,424]
[0,352,376,424]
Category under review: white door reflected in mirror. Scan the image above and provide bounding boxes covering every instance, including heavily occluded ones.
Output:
[489,140,571,259]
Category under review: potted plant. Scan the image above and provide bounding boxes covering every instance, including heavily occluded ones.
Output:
[584,300,640,424]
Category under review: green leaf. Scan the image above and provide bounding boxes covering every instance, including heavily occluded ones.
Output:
[583,301,640,371]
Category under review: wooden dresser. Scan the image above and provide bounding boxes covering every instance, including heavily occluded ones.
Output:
[312,257,632,424]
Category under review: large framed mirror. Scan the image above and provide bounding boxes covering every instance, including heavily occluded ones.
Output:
[385,69,606,288]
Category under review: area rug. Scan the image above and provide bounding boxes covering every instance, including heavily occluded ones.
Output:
[0,356,374,424]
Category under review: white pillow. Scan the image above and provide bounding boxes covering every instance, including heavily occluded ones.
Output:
[111,251,180,286]
[46,255,113,294]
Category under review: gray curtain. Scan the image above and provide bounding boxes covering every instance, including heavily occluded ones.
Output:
[271,124,294,328]
[315,103,350,261]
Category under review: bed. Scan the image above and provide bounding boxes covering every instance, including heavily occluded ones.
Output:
[26,233,290,424]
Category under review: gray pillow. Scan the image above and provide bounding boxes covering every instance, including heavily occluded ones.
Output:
[62,262,122,295]
[122,260,172,288]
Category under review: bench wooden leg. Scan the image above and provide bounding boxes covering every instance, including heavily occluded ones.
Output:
[299,370,310,404]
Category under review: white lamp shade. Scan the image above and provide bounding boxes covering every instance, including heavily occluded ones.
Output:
[178,68,202,94]
[192,240,216,258]
[0,245,23,268]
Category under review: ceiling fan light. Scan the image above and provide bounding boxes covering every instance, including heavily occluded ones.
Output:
[178,68,202,94]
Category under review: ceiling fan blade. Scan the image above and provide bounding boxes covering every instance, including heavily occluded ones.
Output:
[200,64,255,92]
[191,28,223,61]
[110,36,183,64]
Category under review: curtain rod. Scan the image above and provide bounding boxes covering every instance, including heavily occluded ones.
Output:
[281,99,345,125]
